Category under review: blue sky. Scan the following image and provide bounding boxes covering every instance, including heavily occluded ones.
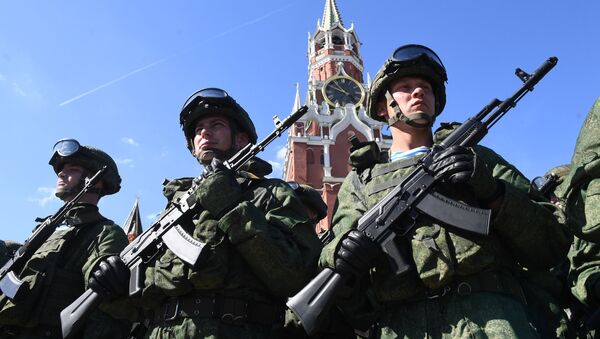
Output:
[2,0,599,242]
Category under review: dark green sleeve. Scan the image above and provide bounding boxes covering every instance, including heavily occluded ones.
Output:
[82,223,129,285]
[320,171,368,270]
[569,236,600,307]
[218,180,323,297]
[476,146,571,269]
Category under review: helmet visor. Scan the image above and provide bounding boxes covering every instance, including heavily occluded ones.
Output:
[384,44,446,78]
[180,88,232,126]
[52,138,81,157]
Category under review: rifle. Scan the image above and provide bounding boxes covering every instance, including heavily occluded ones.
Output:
[287,57,558,335]
[0,166,108,299]
[60,105,309,339]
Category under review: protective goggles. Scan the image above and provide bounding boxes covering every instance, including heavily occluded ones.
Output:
[180,88,236,126]
[531,173,559,195]
[287,181,301,191]
[383,44,446,76]
[52,138,81,157]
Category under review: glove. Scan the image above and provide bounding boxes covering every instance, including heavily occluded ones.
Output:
[429,145,501,203]
[335,230,380,277]
[195,158,243,218]
[88,255,130,300]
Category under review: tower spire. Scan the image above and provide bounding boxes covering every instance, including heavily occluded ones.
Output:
[292,82,301,113]
[123,197,143,242]
[321,0,343,30]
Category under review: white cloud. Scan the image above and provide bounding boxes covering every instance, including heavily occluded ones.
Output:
[28,186,58,207]
[146,212,160,222]
[276,145,288,160]
[121,137,140,146]
[11,82,27,97]
[116,158,135,168]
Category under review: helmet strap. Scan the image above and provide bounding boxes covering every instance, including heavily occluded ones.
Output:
[384,91,434,129]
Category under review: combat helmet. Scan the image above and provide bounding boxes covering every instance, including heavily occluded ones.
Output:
[179,88,258,154]
[49,138,121,195]
[367,44,448,128]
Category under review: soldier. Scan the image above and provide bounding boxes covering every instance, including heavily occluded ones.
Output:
[520,164,573,338]
[89,88,322,338]
[318,44,570,338]
[0,138,130,338]
[556,96,600,336]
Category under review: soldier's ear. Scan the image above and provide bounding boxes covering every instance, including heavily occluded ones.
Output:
[376,100,389,118]
[235,132,250,148]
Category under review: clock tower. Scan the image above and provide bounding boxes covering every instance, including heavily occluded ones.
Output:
[282,0,392,233]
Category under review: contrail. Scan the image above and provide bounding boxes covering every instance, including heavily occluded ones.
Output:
[59,58,168,106]
[60,3,294,106]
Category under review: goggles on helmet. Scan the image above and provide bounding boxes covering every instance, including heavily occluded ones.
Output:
[383,44,446,79]
[180,88,233,126]
[52,138,81,157]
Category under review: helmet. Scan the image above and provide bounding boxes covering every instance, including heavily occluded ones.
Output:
[288,182,328,221]
[179,88,258,153]
[367,44,448,123]
[49,138,121,195]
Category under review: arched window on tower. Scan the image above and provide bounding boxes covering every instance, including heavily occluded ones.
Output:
[307,148,315,164]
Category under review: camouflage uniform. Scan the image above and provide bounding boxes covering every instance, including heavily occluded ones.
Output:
[556,96,600,336]
[131,156,322,339]
[0,204,130,338]
[320,123,570,338]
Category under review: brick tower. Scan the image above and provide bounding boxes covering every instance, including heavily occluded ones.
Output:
[283,0,391,233]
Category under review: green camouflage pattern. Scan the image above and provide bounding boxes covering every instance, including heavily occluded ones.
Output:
[0,203,130,338]
[134,157,322,339]
[320,125,569,337]
[561,97,600,326]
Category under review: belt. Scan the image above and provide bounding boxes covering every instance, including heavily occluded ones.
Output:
[406,270,527,304]
[0,325,60,338]
[149,294,284,327]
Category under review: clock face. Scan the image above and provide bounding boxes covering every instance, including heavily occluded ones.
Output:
[322,76,365,107]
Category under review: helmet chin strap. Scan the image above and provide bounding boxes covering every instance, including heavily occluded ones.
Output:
[55,170,102,201]
[384,90,435,129]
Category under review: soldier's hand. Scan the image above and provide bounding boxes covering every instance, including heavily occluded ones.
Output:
[335,230,379,277]
[430,145,502,203]
[196,159,242,218]
[88,255,129,300]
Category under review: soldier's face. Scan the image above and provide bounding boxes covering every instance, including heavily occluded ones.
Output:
[56,163,84,196]
[193,115,249,163]
[377,76,436,126]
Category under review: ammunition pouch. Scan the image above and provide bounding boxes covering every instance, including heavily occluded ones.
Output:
[147,292,284,327]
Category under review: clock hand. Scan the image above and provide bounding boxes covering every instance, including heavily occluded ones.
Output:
[332,83,350,95]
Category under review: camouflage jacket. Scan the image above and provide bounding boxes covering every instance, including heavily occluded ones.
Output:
[0,203,129,337]
[138,157,322,309]
[560,97,600,307]
[320,124,569,304]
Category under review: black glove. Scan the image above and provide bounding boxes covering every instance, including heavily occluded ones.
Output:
[429,145,501,202]
[88,255,130,300]
[334,230,379,277]
[195,159,243,218]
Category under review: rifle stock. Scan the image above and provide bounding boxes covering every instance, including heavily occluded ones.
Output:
[287,57,558,335]
[61,106,309,339]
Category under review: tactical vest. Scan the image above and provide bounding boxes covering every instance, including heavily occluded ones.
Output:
[0,212,110,328]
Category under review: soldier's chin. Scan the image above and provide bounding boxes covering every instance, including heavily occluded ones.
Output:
[197,150,216,165]
[54,188,71,201]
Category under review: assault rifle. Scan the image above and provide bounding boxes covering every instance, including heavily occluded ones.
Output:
[0,166,108,299]
[287,57,558,335]
[60,105,309,339]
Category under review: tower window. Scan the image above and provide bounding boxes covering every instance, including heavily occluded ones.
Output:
[332,35,344,45]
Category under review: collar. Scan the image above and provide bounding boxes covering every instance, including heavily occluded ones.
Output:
[63,203,105,226]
